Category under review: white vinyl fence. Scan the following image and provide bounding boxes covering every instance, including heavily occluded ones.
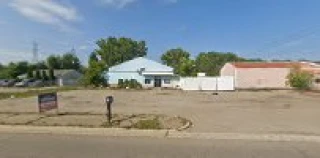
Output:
[179,76,235,91]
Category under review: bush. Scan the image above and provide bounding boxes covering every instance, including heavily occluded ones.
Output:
[287,66,314,90]
[118,79,142,89]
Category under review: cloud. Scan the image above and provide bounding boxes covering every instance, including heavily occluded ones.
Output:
[99,0,137,8]
[9,0,81,32]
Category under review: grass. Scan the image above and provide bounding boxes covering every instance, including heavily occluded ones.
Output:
[133,118,162,130]
[0,86,80,100]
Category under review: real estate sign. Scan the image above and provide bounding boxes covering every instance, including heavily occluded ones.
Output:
[38,93,58,113]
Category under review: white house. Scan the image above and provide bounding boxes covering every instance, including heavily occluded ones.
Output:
[106,57,179,88]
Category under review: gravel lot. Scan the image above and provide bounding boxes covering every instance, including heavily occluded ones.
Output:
[1,89,320,135]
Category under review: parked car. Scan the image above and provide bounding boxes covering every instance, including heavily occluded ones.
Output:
[0,80,5,86]
[1,79,16,87]
[28,80,44,87]
[15,79,34,87]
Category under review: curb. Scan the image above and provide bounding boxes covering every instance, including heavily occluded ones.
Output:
[175,120,192,131]
[0,125,167,138]
[167,131,320,143]
[1,125,320,143]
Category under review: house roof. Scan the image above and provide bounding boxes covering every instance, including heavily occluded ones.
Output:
[108,57,173,72]
[229,62,315,69]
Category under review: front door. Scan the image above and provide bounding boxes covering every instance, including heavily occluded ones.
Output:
[154,76,162,87]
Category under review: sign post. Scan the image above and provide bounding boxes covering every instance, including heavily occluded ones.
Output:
[105,96,114,124]
[38,92,58,113]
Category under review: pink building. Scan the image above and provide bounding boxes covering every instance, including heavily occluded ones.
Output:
[220,62,320,89]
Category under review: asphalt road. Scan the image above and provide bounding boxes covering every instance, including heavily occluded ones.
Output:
[0,134,319,158]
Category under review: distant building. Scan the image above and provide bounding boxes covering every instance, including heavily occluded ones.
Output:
[221,62,320,89]
[106,57,179,88]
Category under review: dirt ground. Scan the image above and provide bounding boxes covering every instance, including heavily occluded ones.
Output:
[1,89,320,135]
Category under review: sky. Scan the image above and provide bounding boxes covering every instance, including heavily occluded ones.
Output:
[1,0,320,65]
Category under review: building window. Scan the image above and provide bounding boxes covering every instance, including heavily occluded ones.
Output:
[145,79,151,84]
[164,79,171,84]
[315,78,320,84]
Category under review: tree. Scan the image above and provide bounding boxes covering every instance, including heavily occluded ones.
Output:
[35,70,41,79]
[287,66,314,90]
[49,69,55,80]
[41,70,49,81]
[178,59,197,77]
[83,37,147,86]
[27,70,34,79]
[94,37,147,67]
[47,55,62,69]
[161,48,190,73]
[195,52,245,76]
[61,53,81,70]
[82,60,106,86]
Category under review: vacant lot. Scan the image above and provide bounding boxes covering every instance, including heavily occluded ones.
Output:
[1,89,320,135]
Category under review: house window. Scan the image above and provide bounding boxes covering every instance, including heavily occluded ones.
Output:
[145,79,151,84]
[164,79,171,84]
[315,79,320,84]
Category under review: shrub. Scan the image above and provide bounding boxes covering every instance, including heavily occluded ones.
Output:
[118,79,142,89]
[287,66,314,90]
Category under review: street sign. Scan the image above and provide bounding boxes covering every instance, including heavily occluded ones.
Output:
[38,92,58,113]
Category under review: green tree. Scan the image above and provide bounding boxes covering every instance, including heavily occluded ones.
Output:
[94,37,147,67]
[35,70,41,79]
[195,52,245,76]
[178,59,197,77]
[82,53,106,86]
[83,37,147,86]
[287,66,314,90]
[46,55,62,69]
[61,53,81,70]
[49,69,55,80]
[161,48,190,74]
[27,70,34,79]
[41,70,49,81]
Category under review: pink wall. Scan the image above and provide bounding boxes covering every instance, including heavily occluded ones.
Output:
[220,63,235,76]
[235,68,291,89]
[221,64,291,89]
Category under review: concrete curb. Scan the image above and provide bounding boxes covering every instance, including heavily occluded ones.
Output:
[167,131,320,143]
[1,125,320,143]
[0,125,167,138]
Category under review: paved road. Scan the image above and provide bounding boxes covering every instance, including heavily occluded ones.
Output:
[0,133,319,158]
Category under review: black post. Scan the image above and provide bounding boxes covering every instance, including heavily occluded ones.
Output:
[105,96,114,124]
[107,103,112,124]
